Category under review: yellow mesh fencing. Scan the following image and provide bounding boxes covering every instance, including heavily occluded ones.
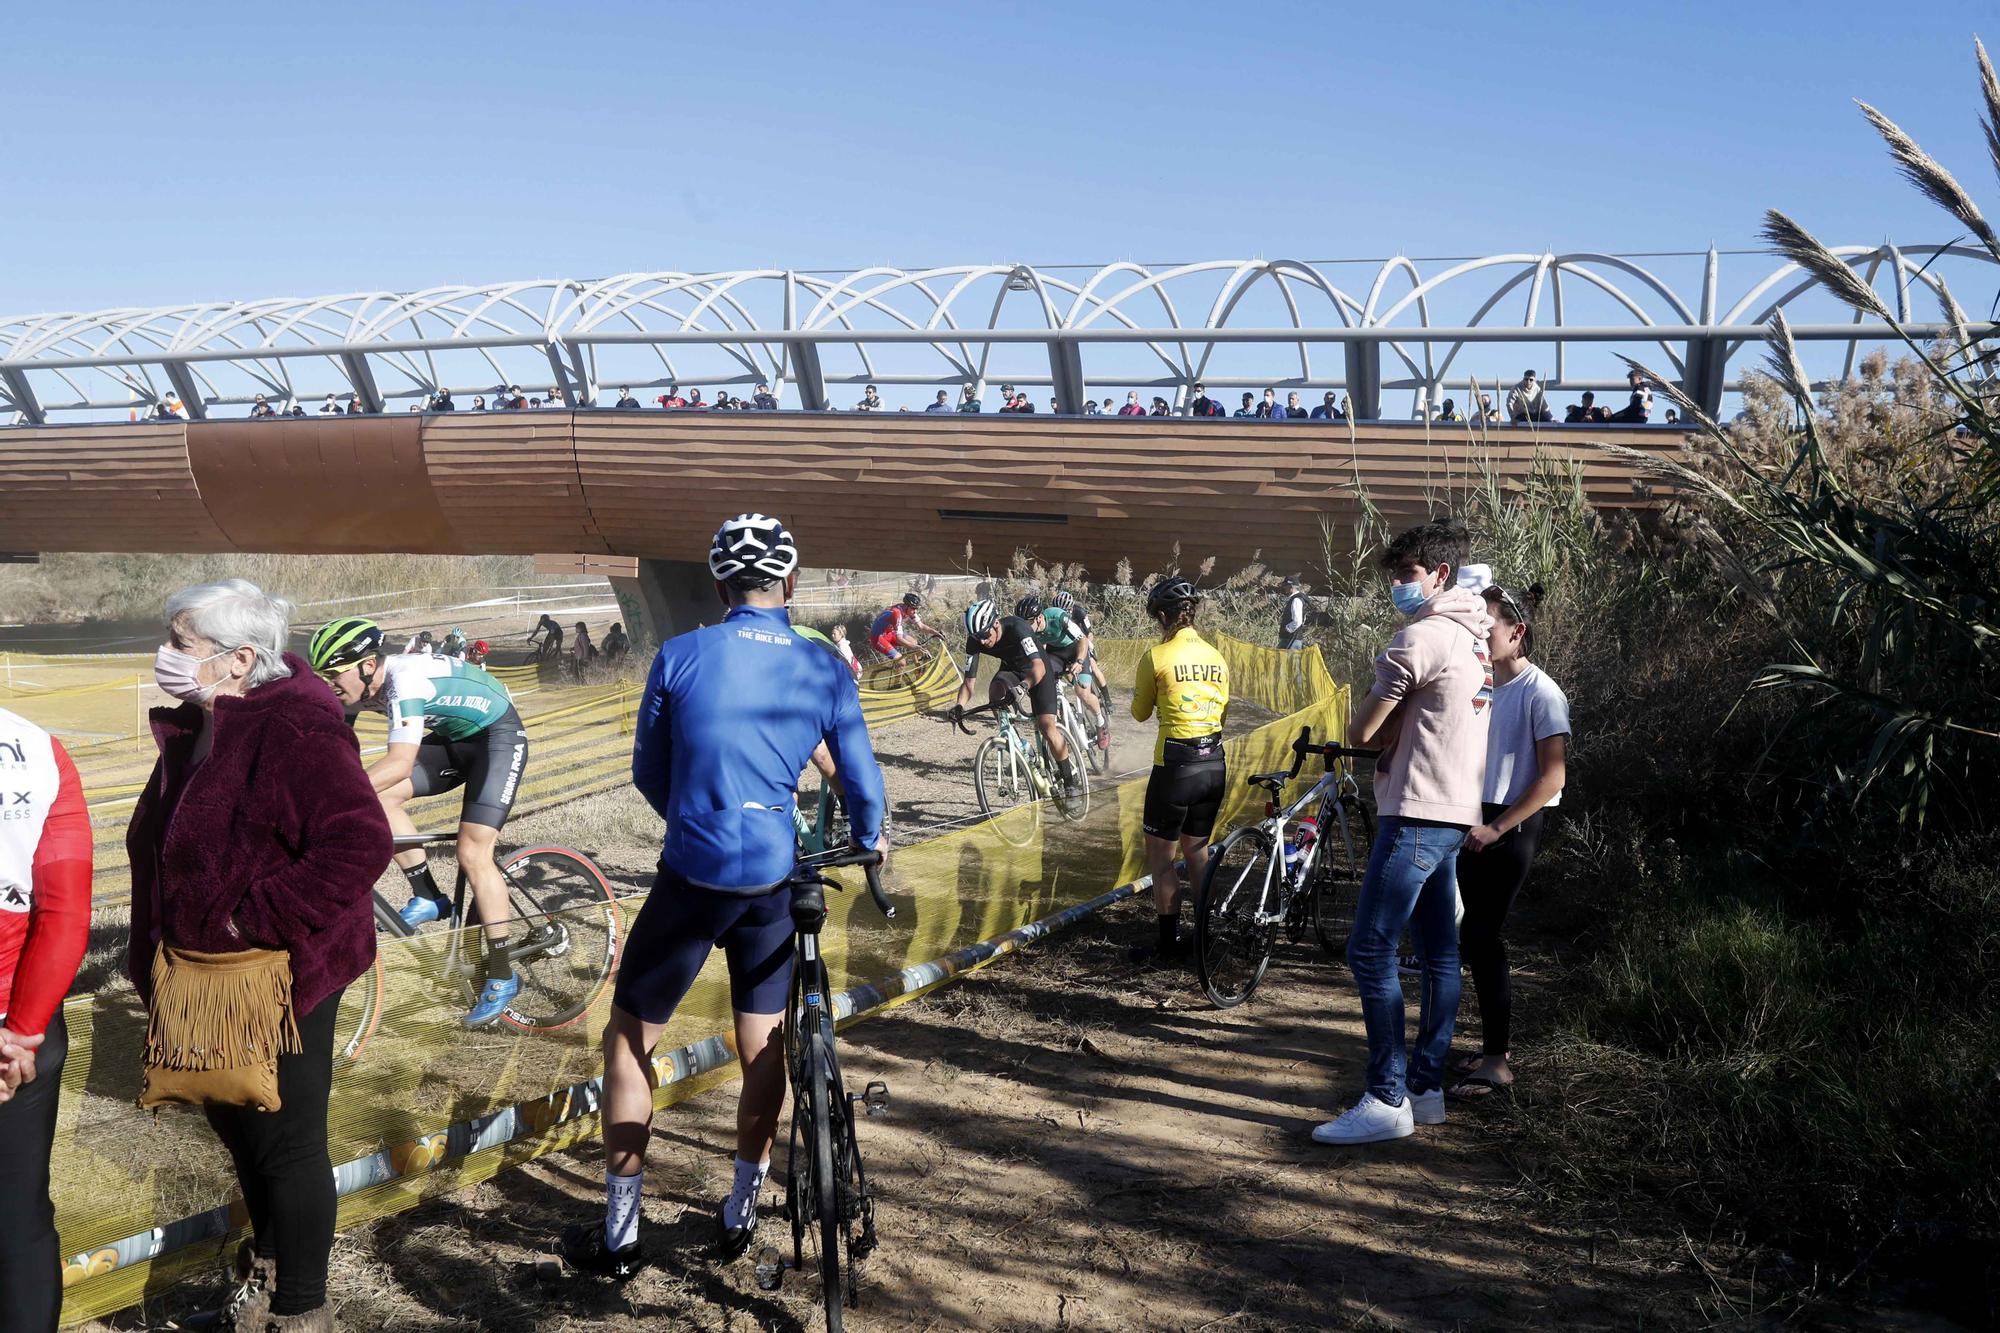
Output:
[30,634,1344,1326]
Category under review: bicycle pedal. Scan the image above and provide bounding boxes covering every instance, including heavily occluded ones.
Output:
[861,1080,890,1117]
[753,1246,787,1292]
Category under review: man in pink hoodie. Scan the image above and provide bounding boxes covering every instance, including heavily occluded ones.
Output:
[1314,516,1492,1145]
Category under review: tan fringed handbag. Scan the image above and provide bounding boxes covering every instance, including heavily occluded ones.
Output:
[138,944,301,1113]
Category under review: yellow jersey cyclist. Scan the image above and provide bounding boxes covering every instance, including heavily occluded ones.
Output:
[950,598,1079,783]
[1131,577,1230,965]
[1017,590,1110,754]
[307,617,530,1027]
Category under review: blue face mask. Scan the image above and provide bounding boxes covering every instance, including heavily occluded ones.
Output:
[1389,579,1433,616]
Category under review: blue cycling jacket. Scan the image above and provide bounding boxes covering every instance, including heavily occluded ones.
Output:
[632,604,887,894]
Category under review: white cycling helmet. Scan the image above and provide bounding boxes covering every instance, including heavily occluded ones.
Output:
[1052,590,1078,613]
[964,599,1000,637]
[708,512,799,582]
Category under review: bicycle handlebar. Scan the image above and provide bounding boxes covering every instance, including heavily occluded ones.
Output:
[790,845,895,920]
[947,700,1004,736]
[1288,726,1379,776]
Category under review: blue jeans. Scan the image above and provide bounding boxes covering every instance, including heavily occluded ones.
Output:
[1345,817,1466,1104]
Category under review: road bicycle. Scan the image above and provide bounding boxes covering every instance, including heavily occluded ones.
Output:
[338,832,624,1061]
[952,695,1090,846]
[753,846,897,1331]
[1193,727,1376,1008]
[1056,672,1112,776]
[861,629,952,692]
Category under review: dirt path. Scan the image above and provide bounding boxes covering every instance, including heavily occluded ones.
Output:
[92,912,1736,1332]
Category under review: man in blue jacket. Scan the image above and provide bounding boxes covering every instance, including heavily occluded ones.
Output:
[563,512,888,1280]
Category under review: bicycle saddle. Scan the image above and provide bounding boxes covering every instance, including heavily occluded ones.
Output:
[790,881,829,933]
[1247,770,1292,789]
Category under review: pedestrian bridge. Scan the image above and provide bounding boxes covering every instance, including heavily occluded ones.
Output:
[0,412,1682,579]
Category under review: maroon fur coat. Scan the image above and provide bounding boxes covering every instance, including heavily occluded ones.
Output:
[127,653,391,1015]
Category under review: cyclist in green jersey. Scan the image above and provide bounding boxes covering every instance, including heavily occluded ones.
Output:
[309,617,530,1027]
[1017,593,1108,746]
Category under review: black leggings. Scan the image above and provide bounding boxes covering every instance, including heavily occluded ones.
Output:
[1456,805,1545,1057]
[204,988,343,1318]
[0,1009,67,1333]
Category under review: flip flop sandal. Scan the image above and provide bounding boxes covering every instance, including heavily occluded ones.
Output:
[1446,1075,1512,1101]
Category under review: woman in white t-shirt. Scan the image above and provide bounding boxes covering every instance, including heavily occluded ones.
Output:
[1449,583,1569,1101]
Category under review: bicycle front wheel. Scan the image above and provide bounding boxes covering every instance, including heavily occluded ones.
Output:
[1311,800,1374,963]
[1195,826,1281,1007]
[973,735,1040,846]
[806,1034,845,1331]
[498,846,623,1032]
[1048,734,1091,824]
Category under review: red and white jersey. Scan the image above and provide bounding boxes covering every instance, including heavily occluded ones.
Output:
[0,706,92,1033]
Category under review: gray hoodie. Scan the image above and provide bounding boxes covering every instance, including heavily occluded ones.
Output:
[1371,586,1494,825]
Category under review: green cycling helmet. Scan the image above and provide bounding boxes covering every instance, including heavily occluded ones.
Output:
[308,616,384,673]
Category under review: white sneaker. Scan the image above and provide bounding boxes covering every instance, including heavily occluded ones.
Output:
[1310,1092,1415,1145]
[1410,1088,1445,1126]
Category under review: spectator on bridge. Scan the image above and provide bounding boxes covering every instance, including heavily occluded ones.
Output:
[547,386,562,407]
[996,383,1016,410]
[714,392,735,410]
[1150,396,1172,415]
[472,395,487,411]
[614,387,641,408]
[505,385,527,409]
[249,394,276,419]
[1436,398,1463,423]
[685,389,707,410]
[1048,397,1061,414]
[348,394,365,415]
[1564,392,1607,424]
[753,383,778,410]
[129,579,392,1332]
[1609,369,1653,424]
[1235,392,1258,417]
[1118,392,1146,417]
[319,393,342,415]
[1478,392,1499,423]
[1507,370,1553,423]
[1257,388,1285,419]
[431,388,456,412]
[855,385,883,411]
[161,393,188,420]
[1013,393,1035,413]
[1100,396,1115,414]
[287,405,306,417]
[1190,382,1223,417]
[1311,391,1346,421]
[958,386,982,412]
[1082,399,1101,415]
[1286,392,1309,419]
[1664,408,1680,426]
[657,384,686,409]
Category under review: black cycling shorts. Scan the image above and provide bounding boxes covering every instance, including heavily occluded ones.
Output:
[614,865,795,1019]
[990,666,1059,719]
[409,706,528,829]
[1142,735,1227,841]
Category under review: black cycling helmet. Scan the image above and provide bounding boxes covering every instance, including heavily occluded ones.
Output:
[1014,593,1042,620]
[709,512,799,583]
[901,591,923,610]
[1146,576,1201,619]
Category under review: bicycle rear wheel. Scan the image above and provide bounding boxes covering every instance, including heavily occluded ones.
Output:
[1047,733,1091,824]
[1194,826,1281,1007]
[1311,800,1374,963]
[973,735,1040,846]
[497,846,623,1032]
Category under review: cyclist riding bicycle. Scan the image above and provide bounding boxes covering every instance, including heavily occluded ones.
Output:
[563,512,887,1281]
[308,617,530,1027]
[950,598,1078,781]
[867,591,935,660]
[528,613,564,657]
[440,627,469,660]
[1131,577,1231,966]
[1018,591,1109,751]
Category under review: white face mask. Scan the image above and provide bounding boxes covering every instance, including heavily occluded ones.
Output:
[154,645,230,703]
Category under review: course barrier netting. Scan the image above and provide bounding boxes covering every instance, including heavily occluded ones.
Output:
[35,632,1343,1325]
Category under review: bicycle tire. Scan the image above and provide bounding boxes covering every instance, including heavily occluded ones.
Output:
[807,1034,845,1331]
[1311,800,1374,963]
[1194,826,1281,1008]
[496,846,623,1032]
[1046,730,1090,823]
[337,957,386,1064]
[973,735,1040,846]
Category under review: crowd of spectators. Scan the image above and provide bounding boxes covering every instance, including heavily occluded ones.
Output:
[177,370,1670,426]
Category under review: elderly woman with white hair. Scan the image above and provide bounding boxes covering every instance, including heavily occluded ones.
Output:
[127,580,391,1332]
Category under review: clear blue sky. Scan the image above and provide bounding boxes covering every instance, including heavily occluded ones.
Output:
[5,0,1996,312]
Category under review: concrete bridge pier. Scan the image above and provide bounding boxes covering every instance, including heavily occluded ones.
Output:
[612,558,719,654]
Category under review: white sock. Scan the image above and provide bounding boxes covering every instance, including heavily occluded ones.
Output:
[604,1170,643,1252]
[723,1155,770,1230]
